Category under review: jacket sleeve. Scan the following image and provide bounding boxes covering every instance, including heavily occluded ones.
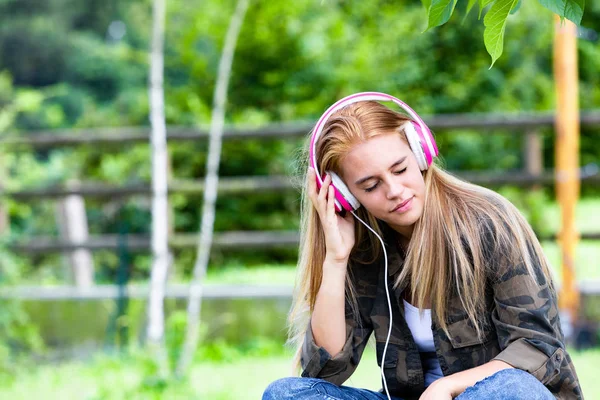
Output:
[300,302,373,386]
[489,239,569,385]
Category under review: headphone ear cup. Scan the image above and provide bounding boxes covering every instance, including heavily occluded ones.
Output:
[404,122,428,171]
[328,171,361,211]
[411,121,438,167]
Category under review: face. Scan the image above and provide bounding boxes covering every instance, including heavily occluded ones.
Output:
[340,133,426,239]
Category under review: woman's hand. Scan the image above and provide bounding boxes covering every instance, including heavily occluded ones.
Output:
[418,377,456,400]
[307,167,355,264]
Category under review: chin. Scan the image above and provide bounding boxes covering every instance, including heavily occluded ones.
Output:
[387,207,422,227]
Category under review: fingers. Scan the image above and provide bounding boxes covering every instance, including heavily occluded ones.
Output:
[308,168,331,214]
[327,184,335,220]
[317,173,330,204]
[307,167,321,206]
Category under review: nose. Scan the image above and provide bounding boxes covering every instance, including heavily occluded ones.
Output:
[385,178,405,200]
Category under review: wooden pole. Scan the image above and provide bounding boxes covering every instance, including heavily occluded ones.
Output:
[553,15,580,330]
[55,182,95,287]
[524,128,543,191]
[525,129,543,176]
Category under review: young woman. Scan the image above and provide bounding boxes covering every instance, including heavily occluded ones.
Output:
[263,93,582,400]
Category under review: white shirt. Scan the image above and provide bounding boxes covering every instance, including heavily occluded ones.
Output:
[403,299,444,387]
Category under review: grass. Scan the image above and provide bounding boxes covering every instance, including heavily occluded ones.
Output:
[0,348,597,399]
[204,264,297,285]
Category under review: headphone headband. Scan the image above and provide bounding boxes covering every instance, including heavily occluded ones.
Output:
[308,91,439,213]
[309,92,437,187]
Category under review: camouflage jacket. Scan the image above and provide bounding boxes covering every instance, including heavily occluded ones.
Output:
[300,226,583,399]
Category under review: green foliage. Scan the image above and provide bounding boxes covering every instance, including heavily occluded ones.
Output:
[465,0,480,19]
[484,0,521,66]
[0,243,44,375]
[540,0,585,24]
[421,0,587,65]
[496,187,553,237]
[0,0,599,283]
[197,336,289,362]
[426,0,459,30]
[164,310,188,370]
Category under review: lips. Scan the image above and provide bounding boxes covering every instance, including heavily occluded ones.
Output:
[391,197,413,213]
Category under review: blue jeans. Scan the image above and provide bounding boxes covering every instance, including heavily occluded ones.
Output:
[262,369,555,399]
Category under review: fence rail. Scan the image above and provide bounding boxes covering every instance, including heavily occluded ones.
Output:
[1,111,600,148]
[1,280,599,301]
[2,171,599,200]
[0,284,294,300]
[7,230,600,253]
[8,231,300,253]
[1,176,295,199]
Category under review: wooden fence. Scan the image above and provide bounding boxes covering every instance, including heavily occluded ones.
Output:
[1,110,599,299]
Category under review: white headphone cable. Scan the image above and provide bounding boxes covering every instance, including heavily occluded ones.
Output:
[350,210,393,400]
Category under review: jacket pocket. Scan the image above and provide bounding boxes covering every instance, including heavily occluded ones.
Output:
[375,341,402,392]
[446,315,496,349]
[376,341,399,367]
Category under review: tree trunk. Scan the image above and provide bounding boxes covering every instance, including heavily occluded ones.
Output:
[175,0,250,378]
[146,0,170,377]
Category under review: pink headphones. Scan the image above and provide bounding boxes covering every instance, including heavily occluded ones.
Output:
[309,92,439,213]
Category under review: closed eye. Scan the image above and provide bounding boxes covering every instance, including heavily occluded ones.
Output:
[364,183,379,193]
[364,168,407,192]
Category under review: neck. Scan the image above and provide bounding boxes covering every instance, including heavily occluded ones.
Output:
[398,235,410,250]
[393,226,412,248]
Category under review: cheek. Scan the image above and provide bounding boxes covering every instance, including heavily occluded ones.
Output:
[413,173,426,195]
[356,194,384,214]
[417,179,426,196]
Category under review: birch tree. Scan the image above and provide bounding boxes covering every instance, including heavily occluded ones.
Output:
[146,0,170,377]
[175,0,250,377]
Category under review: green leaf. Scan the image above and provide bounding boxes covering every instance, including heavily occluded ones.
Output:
[539,0,584,25]
[483,0,520,67]
[421,0,432,12]
[464,0,479,21]
[479,0,495,18]
[426,0,458,30]
[509,0,522,14]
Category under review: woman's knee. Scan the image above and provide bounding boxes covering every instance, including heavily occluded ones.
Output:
[262,376,323,400]
[456,368,554,400]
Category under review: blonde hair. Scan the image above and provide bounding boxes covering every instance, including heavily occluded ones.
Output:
[288,101,554,370]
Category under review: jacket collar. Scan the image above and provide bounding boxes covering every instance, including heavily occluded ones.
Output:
[381,223,406,279]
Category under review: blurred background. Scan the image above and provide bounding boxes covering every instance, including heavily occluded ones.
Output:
[0,0,599,398]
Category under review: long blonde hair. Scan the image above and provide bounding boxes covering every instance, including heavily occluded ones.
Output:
[288,101,554,369]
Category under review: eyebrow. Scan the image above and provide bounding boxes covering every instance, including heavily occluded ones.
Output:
[354,156,408,186]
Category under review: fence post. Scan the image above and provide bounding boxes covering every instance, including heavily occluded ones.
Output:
[56,180,94,287]
[524,128,543,183]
